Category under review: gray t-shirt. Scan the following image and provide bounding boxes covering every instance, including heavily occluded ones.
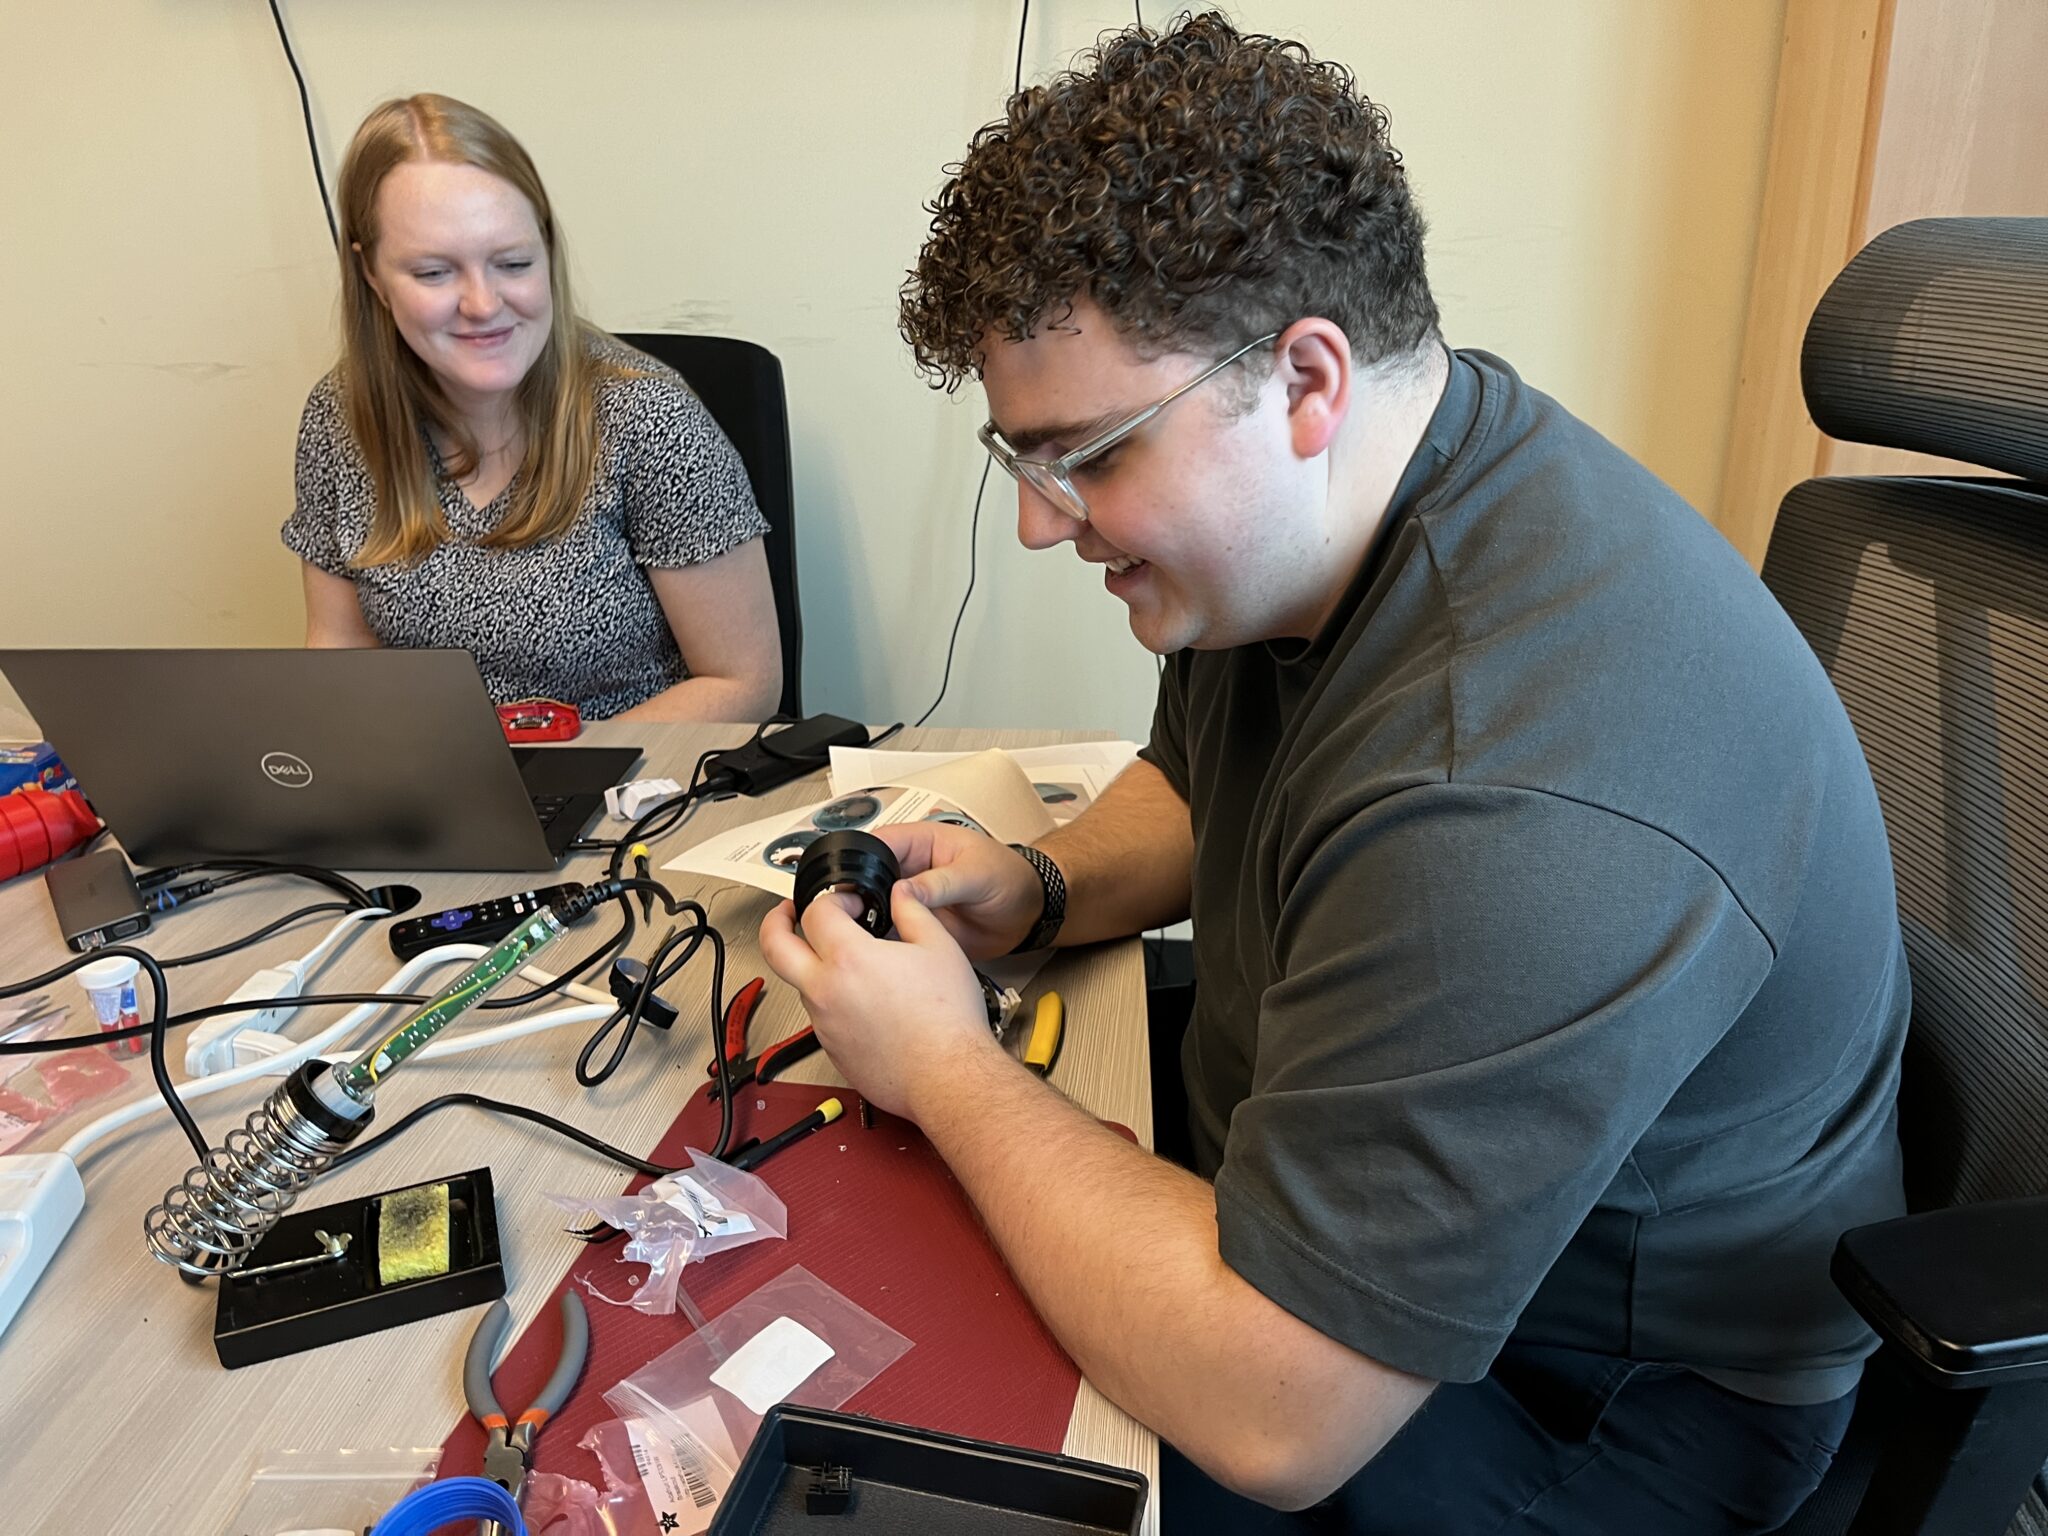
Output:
[283,332,768,720]
[1140,349,1908,1405]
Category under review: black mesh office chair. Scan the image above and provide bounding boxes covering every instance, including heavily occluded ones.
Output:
[618,332,804,718]
[1762,219,2048,1536]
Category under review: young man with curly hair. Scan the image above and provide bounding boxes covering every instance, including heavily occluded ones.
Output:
[761,14,1907,1532]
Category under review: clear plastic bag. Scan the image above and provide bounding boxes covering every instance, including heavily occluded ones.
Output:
[604,1264,912,1480]
[549,1149,786,1316]
[579,1417,706,1536]
[217,1446,438,1535]
[523,1466,647,1535]
[0,1035,130,1152]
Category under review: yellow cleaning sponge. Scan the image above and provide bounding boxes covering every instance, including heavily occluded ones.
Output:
[377,1181,451,1285]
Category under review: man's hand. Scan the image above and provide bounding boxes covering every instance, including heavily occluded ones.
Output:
[758,880,1006,1120]
[871,822,1043,961]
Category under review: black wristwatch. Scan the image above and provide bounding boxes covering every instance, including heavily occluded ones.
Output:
[1008,844,1067,953]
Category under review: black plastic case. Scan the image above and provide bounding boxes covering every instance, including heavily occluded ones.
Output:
[212,1166,504,1369]
[710,1406,1150,1534]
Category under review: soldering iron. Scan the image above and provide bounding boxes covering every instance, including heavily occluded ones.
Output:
[142,878,700,1278]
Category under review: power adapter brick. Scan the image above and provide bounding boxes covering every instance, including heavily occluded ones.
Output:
[705,714,870,796]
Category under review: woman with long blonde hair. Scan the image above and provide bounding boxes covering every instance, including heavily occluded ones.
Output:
[283,93,779,721]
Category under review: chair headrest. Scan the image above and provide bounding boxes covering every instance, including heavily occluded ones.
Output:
[1802,217,2048,485]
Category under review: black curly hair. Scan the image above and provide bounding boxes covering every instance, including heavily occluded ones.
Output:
[900,11,1439,391]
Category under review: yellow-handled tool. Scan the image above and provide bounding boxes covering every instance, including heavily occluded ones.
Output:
[1023,991,1065,1076]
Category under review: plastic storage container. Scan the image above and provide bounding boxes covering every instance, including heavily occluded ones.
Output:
[711,1405,1149,1534]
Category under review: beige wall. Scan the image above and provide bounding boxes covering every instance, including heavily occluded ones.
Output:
[0,1,1785,741]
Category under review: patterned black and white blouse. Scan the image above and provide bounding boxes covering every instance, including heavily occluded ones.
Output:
[282,332,768,720]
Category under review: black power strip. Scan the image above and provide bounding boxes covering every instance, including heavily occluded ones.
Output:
[707,715,871,796]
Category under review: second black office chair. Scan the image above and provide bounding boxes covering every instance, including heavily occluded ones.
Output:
[1764,218,2048,1536]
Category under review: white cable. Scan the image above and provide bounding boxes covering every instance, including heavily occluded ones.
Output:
[184,906,391,1075]
[294,903,387,986]
[60,942,618,1162]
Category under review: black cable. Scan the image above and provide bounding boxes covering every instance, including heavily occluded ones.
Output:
[912,0,1024,735]
[576,917,702,1088]
[139,858,373,909]
[266,0,336,247]
[915,455,993,728]
[567,746,733,859]
[564,878,736,1159]
[749,715,813,764]
[909,0,1047,733]
[1135,1,1144,26]
[0,991,436,1057]
[330,1091,680,1178]
[157,902,351,969]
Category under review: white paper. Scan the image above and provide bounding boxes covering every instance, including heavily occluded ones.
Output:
[661,752,1066,1028]
[669,1173,756,1238]
[663,749,1057,898]
[625,1406,736,1536]
[831,742,1138,828]
[709,1314,837,1415]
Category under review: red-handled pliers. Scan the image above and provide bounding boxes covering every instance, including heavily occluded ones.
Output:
[705,977,822,1099]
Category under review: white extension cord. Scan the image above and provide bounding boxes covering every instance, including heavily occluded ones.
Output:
[0,913,622,1339]
[182,905,389,1075]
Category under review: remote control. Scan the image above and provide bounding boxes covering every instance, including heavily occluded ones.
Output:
[387,883,586,960]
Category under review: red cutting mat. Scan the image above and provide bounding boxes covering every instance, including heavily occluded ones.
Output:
[441,1079,1116,1485]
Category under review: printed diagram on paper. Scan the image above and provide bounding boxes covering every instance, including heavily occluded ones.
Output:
[662,744,1138,1000]
[663,744,1136,897]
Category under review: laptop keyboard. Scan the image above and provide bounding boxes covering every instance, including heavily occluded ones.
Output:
[530,794,570,829]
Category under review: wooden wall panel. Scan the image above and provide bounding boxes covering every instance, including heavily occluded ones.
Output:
[1718,0,2048,562]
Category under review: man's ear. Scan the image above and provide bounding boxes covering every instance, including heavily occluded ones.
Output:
[1276,318,1352,460]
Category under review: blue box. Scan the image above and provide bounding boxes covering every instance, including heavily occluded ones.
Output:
[0,741,76,797]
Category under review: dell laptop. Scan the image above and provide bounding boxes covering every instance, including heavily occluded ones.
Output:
[0,649,641,872]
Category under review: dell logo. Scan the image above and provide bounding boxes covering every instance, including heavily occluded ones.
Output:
[261,752,314,789]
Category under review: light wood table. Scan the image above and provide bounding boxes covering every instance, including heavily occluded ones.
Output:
[0,722,1157,1533]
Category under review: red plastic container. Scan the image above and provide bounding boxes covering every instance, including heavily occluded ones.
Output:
[0,788,101,881]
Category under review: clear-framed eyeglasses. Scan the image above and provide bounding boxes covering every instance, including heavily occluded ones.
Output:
[978,331,1282,524]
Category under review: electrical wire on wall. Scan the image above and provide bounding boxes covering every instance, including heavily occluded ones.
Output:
[266,0,336,246]
[915,458,993,727]
[917,0,1035,729]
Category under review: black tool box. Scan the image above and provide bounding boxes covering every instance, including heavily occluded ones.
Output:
[711,1405,1149,1534]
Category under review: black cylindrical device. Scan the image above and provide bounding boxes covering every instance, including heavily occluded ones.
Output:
[793,830,900,938]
